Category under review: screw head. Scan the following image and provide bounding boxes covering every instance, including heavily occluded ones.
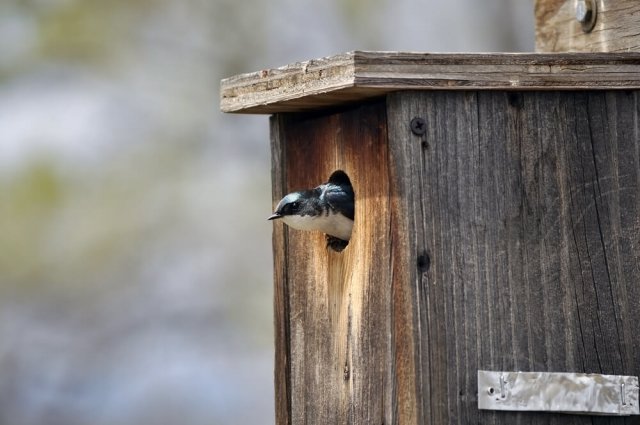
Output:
[575,0,597,32]
[410,117,426,135]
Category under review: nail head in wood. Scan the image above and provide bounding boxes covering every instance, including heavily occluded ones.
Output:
[410,117,426,136]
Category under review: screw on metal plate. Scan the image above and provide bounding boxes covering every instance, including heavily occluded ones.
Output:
[410,117,426,136]
[487,375,507,399]
[575,0,597,33]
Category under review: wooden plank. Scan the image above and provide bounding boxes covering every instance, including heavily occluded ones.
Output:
[271,100,423,424]
[223,53,355,114]
[270,115,291,425]
[536,0,640,53]
[386,90,640,423]
[221,51,640,114]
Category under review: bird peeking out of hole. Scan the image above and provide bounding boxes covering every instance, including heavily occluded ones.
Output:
[268,170,354,252]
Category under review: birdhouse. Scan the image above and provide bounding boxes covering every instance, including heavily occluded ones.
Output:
[221,2,640,424]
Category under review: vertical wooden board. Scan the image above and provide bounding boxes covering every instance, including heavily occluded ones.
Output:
[271,100,415,424]
[387,90,640,424]
[270,115,292,425]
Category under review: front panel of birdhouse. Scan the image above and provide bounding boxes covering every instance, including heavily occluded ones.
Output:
[270,90,640,424]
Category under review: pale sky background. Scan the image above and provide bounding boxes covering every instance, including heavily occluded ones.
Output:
[0,1,534,423]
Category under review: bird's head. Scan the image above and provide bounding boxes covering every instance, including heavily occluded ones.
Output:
[268,171,354,243]
[267,192,307,221]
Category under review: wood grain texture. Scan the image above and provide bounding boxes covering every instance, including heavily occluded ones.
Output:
[270,115,291,425]
[271,100,422,424]
[271,90,640,424]
[387,90,640,424]
[221,51,640,114]
[536,0,640,53]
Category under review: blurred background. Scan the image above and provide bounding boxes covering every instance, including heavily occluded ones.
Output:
[0,1,534,424]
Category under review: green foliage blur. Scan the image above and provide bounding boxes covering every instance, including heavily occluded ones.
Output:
[1,1,275,423]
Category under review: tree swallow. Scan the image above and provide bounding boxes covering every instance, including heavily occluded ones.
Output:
[268,170,354,252]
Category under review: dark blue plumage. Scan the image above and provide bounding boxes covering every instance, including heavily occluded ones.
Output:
[268,170,355,251]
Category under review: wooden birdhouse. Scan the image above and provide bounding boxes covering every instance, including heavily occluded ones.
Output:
[221,1,640,423]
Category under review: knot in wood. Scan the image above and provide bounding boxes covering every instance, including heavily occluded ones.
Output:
[417,251,431,274]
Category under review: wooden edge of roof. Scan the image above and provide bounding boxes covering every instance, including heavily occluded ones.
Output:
[220,51,640,114]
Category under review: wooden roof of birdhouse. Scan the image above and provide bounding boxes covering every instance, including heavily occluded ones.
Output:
[220,51,640,114]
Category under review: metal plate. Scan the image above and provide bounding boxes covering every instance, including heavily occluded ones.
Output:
[478,370,639,416]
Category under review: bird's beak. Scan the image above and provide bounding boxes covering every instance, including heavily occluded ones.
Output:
[267,213,282,220]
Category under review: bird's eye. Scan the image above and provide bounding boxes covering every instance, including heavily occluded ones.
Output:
[290,202,300,210]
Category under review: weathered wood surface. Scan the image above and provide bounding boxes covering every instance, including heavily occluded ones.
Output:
[221,52,640,114]
[536,0,640,53]
[271,90,640,424]
[271,100,418,424]
[387,90,640,424]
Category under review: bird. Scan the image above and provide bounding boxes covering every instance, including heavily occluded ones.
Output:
[268,170,354,252]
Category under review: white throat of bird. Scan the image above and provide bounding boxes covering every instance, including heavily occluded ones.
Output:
[282,211,353,241]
